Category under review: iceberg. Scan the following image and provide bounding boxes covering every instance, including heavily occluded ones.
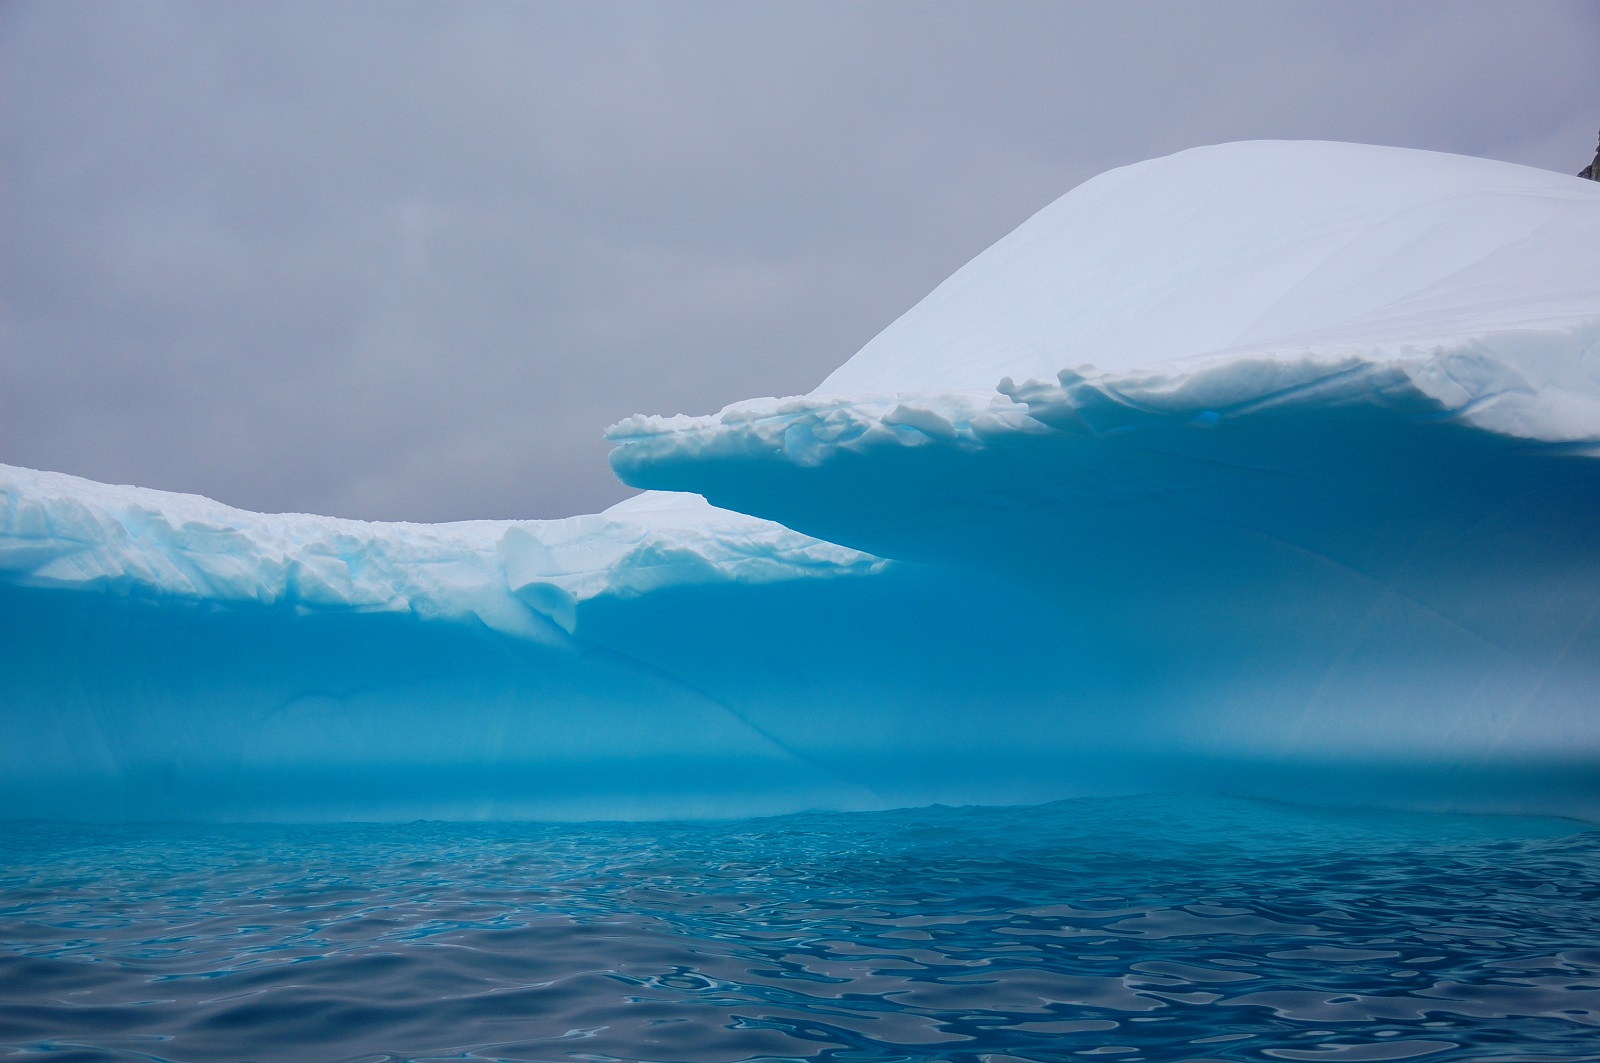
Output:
[6,141,1600,821]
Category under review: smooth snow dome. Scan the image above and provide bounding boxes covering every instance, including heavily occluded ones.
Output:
[819,140,1600,396]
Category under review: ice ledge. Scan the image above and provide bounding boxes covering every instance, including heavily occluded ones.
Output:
[608,323,1600,483]
[0,467,886,640]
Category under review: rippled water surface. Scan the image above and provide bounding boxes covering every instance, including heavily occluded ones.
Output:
[3,796,1600,1062]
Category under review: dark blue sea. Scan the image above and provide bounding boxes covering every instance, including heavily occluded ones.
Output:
[3,796,1599,1063]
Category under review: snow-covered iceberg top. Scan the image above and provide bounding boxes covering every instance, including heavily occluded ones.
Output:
[824,139,1600,394]
[0,466,885,638]
[611,141,1600,478]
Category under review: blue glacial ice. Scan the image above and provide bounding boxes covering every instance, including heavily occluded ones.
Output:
[5,141,1600,821]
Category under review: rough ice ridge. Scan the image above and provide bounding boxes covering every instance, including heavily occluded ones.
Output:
[0,467,886,637]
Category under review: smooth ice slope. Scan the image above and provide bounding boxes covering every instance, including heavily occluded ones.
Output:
[821,139,1600,394]
[6,141,1600,822]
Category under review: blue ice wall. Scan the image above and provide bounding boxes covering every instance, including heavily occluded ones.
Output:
[0,557,1171,821]
[6,517,1600,823]
[0,581,844,821]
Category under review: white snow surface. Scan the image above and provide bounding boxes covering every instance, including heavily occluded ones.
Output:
[823,139,1600,396]
[0,466,885,638]
[612,143,1600,473]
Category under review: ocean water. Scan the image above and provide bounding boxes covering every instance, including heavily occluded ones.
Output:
[2,796,1599,1063]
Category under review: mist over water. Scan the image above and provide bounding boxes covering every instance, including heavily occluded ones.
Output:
[3,796,1598,1062]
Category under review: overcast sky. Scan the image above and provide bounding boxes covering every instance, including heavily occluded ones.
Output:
[3,1,1598,521]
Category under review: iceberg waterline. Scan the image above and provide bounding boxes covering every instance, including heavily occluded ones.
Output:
[6,141,1600,821]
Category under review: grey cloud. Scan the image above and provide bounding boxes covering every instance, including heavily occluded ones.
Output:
[3,0,1597,520]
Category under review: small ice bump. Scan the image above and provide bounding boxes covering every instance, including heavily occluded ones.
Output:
[511,580,577,633]
[882,404,958,440]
